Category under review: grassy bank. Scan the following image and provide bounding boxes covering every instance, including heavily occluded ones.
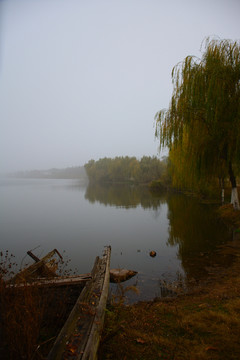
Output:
[98,205,240,360]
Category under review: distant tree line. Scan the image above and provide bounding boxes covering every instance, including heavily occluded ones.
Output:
[84,156,169,185]
[9,166,87,180]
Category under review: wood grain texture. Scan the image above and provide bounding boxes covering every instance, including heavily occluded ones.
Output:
[7,274,92,289]
[47,246,111,360]
[8,249,62,284]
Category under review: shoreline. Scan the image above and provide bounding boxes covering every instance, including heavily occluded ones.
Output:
[98,205,240,360]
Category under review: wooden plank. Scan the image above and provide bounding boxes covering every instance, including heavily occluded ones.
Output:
[27,250,40,262]
[8,249,62,284]
[47,246,111,360]
[81,247,111,360]
[38,248,62,263]
[7,274,92,289]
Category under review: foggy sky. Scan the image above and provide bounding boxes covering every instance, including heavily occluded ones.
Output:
[0,0,239,173]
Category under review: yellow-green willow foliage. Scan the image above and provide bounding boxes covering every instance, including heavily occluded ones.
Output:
[169,133,221,196]
[168,131,200,190]
[155,38,240,207]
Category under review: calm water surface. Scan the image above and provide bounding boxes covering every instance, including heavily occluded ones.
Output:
[0,178,230,302]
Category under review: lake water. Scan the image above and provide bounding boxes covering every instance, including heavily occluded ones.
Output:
[0,178,231,302]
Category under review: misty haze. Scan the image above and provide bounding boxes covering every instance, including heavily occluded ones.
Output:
[1,1,240,359]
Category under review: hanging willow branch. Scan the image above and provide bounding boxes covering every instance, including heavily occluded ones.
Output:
[155,37,240,184]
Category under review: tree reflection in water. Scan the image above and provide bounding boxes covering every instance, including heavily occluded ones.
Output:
[167,194,231,280]
[85,183,166,210]
[84,184,231,299]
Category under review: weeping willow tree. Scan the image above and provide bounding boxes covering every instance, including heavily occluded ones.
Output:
[155,37,240,209]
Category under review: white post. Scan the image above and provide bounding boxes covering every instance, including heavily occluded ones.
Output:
[231,187,240,210]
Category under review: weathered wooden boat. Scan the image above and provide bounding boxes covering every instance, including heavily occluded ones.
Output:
[7,248,63,285]
[48,246,111,360]
[7,246,111,359]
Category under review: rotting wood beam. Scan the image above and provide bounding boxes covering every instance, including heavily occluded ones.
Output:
[8,249,62,284]
[27,250,40,262]
[7,274,92,289]
[47,246,111,360]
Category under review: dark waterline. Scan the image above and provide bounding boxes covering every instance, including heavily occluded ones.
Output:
[0,178,230,302]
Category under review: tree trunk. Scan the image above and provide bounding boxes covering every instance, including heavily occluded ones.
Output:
[229,162,240,210]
